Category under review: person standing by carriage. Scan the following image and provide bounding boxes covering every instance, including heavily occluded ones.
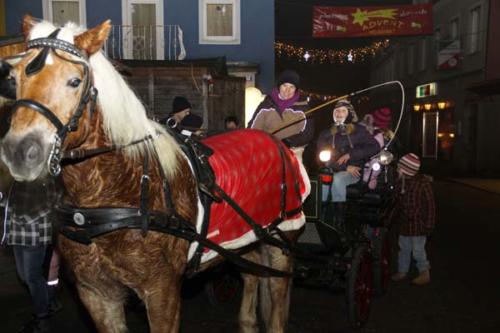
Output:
[160,96,192,130]
[247,69,314,161]
[389,154,436,285]
[2,179,61,333]
[316,99,380,226]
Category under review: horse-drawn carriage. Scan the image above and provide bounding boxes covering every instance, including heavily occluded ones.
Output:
[0,16,404,332]
[294,147,397,328]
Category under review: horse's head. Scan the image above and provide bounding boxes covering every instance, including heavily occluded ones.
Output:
[0,15,111,181]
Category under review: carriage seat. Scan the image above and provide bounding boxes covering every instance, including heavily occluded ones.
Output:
[345,182,389,227]
[346,182,383,204]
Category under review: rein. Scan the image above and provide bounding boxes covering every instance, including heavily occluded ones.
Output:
[271,80,406,151]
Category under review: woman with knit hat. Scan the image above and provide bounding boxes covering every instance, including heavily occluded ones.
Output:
[247,69,314,159]
[387,153,436,285]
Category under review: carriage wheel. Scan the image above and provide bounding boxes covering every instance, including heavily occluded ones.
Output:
[204,272,241,306]
[346,243,373,329]
[372,228,391,297]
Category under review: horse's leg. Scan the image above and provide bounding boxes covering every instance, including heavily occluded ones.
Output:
[139,273,183,333]
[76,282,128,333]
[239,250,261,333]
[259,244,293,333]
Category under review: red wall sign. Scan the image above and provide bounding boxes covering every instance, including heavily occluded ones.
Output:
[313,4,433,38]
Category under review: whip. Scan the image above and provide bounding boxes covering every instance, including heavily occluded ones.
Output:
[271,80,405,149]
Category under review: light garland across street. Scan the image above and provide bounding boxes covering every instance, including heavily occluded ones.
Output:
[275,39,390,64]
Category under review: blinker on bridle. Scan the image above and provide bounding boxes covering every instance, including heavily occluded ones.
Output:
[10,28,98,176]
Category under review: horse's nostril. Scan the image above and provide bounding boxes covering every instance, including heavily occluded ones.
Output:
[17,137,44,168]
[25,145,41,163]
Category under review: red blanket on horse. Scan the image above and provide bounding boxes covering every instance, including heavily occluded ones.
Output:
[189,129,310,263]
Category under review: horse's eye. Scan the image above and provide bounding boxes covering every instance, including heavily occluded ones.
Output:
[67,78,82,88]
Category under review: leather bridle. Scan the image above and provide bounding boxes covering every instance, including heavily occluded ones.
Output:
[10,29,98,176]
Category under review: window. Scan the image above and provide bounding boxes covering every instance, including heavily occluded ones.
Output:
[121,0,165,60]
[408,44,415,75]
[418,38,427,71]
[469,5,481,53]
[199,0,240,44]
[449,17,459,41]
[399,49,406,77]
[43,0,86,26]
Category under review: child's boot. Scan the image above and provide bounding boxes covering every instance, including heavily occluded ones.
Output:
[391,272,407,281]
[412,270,430,285]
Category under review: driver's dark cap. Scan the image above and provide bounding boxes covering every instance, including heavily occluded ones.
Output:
[172,96,191,114]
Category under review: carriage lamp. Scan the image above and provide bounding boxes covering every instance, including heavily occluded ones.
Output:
[318,149,334,184]
[378,150,394,165]
[370,150,394,171]
[319,167,334,185]
[370,160,381,171]
[319,149,332,162]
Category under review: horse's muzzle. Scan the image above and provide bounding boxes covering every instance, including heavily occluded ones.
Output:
[1,132,49,181]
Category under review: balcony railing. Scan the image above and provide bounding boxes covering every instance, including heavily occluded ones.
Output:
[103,24,186,61]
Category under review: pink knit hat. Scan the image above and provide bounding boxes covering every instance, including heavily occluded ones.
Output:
[372,107,392,129]
[398,153,421,176]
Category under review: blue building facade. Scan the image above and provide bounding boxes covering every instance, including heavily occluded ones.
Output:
[4,0,275,92]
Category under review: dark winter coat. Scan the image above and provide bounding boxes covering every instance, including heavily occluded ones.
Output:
[316,123,380,171]
[247,94,314,148]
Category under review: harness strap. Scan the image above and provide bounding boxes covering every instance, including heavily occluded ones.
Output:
[62,135,154,160]
[140,154,150,236]
[12,99,64,131]
[57,207,292,277]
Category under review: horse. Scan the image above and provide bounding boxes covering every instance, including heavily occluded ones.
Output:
[0,16,310,333]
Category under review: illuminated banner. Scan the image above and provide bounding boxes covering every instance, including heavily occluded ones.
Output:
[313,4,433,38]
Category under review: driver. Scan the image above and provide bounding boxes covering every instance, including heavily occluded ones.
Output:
[316,99,380,226]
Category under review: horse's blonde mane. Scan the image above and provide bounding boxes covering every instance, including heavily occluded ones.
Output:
[28,20,181,178]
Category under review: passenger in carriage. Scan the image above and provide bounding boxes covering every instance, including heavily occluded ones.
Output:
[360,107,395,189]
[247,69,314,160]
[317,99,380,226]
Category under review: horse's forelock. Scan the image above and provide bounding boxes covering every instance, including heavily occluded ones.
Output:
[28,19,85,43]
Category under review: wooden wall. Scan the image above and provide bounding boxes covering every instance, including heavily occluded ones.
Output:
[121,61,245,131]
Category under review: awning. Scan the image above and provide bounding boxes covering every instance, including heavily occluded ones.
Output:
[467,78,500,96]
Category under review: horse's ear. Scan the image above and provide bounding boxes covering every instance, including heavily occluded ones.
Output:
[22,14,37,40]
[74,20,112,55]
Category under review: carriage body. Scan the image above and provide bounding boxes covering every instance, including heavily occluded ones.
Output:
[294,155,397,328]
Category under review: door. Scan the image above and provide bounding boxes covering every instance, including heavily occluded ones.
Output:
[122,0,164,60]
[43,0,86,26]
[422,112,439,159]
[207,77,246,131]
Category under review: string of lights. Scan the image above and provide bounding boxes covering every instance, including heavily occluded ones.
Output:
[275,39,391,64]
[301,91,372,102]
